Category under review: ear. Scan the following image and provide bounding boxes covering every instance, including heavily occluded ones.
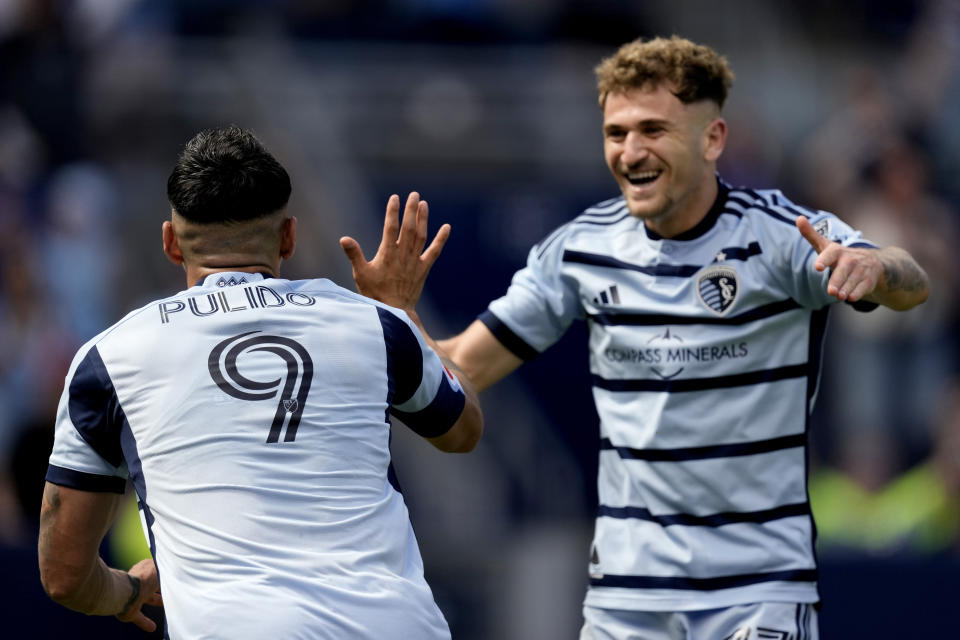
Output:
[702,117,727,163]
[280,216,297,260]
[162,219,184,266]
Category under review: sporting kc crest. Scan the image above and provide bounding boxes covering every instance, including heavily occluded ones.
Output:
[697,265,739,316]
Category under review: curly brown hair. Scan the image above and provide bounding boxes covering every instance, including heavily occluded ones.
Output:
[595,36,734,109]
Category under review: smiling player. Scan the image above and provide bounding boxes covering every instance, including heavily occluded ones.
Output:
[340,36,929,640]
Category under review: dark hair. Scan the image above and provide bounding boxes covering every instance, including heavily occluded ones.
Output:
[166,126,291,223]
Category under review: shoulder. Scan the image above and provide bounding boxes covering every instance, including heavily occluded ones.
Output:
[532,196,634,259]
[68,295,166,364]
[721,183,846,247]
[571,196,634,233]
[272,277,403,313]
[58,297,164,395]
[725,185,820,229]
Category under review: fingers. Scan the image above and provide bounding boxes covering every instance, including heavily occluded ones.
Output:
[827,259,875,301]
[796,216,830,256]
[819,246,882,301]
[415,200,430,253]
[397,192,425,251]
[338,236,367,268]
[365,190,439,263]
[845,277,876,302]
[131,611,157,633]
[421,223,451,269]
[812,243,841,272]
[380,194,401,249]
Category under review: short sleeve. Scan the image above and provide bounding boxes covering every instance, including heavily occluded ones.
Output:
[483,223,583,359]
[788,210,879,311]
[376,306,465,438]
[46,344,128,494]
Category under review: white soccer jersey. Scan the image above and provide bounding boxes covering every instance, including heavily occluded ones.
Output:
[482,179,877,612]
[47,272,465,639]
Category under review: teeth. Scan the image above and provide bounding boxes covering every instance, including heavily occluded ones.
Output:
[626,170,660,182]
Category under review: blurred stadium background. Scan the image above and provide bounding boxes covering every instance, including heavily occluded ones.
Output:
[1,0,958,637]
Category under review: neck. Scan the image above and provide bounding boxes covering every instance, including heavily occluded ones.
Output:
[645,172,719,239]
[184,263,278,287]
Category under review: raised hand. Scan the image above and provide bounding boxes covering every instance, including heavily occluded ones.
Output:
[796,215,884,303]
[339,192,451,312]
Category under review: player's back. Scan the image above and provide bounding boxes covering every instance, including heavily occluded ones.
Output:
[52,273,450,639]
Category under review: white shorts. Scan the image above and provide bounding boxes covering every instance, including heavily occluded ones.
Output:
[580,602,819,640]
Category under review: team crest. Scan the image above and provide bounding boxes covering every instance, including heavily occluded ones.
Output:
[697,265,739,316]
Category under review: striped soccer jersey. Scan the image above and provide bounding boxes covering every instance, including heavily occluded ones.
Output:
[481,179,876,612]
[47,272,464,639]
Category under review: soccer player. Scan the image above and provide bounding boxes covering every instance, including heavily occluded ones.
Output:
[339,36,930,639]
[38,126,482,638]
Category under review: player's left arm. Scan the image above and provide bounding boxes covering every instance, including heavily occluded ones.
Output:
[796,216,930,310]
[38,482,162,631]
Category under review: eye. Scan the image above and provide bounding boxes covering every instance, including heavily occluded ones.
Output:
[643,125,665,136]
[605,129,626,142]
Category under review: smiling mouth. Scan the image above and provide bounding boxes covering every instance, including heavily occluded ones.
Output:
[625,170,662,186]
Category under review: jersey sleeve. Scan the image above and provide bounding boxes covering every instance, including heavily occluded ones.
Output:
[480,223,582,359]
[787,208,879,311]
[46,344,129,493]
[375,306,466,438]
[760,190,878,311]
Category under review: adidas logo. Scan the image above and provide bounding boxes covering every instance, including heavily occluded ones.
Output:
[592,284,620,305]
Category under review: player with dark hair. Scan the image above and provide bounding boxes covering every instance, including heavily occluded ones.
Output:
[340,36,929,639]
[38,126,482,638]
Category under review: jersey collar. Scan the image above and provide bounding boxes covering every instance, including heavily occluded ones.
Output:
[643,177,730,242]
[194,271,275,288]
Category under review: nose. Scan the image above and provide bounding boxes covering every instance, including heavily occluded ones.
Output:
[620,132,647,167]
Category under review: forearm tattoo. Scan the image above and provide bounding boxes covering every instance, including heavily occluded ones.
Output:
[880,249,927,293]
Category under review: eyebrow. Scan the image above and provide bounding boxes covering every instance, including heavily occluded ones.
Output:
[603,118,671,132]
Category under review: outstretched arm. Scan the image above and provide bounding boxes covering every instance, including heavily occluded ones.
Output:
[39,483,163,632]
[438,321,523,393]
[796,216,930,310]
[341,193,486,450]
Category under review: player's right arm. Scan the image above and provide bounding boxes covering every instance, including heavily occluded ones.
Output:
[39,483,162,631]
[437,320,522,393]
[796,215,929,310]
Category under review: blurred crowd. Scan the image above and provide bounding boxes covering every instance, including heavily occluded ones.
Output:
[1,0,958,637]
